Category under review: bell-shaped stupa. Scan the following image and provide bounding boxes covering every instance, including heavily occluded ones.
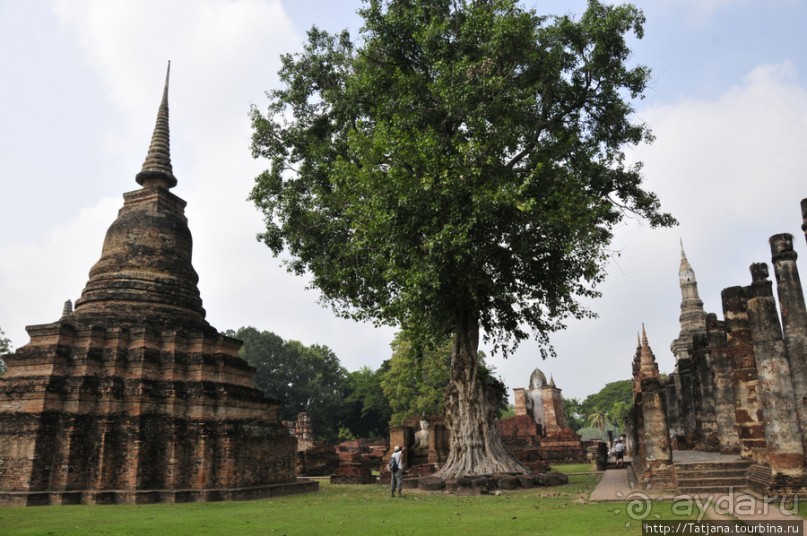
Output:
[0,64,316,505]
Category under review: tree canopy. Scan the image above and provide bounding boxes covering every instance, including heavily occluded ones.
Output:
[342,365,392,439]
[580,379,633,425]
[229,327,349,442]
[381,330,507,425]
[250,0,673,475]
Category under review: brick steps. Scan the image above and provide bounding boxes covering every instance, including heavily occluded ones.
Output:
[674,459,751,495]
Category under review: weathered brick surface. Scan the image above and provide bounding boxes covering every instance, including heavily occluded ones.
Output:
[0,74,307,505]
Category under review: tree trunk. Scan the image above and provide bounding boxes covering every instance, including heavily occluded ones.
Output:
[436,311,528,478]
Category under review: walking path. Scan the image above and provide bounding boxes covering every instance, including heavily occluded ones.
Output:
[588,462,804,529]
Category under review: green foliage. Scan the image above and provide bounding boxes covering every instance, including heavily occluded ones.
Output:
[380,330,507,425]
[229,327,349,442]
[342,365,392,439]
[0,325,11,376]
[578,425,620,442]
[499,404,516,419]
[337,424,357,442]
[250,0,675,359]
[609,400,632,427]
[587,410,608,432]
[380,331,452,425]
[562,397,585,432]
[581,380,632,417]
[580,379,633,431]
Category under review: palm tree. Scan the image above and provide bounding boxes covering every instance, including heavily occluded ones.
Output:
[587,411,608,434]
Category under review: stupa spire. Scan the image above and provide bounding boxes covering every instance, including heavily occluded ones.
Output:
[639,323,660,380]
[136,61,177,189]
[679,239,696,284]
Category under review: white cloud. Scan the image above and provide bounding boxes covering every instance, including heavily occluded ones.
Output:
[0,197,120,347]
[3,0,806,402]
[4,0,395,371]
[517,60,807,398]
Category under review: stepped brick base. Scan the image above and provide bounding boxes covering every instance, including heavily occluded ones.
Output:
[0,480,319,506]
[628,455,676,491]
[747,463,807,496]
[675,459,751,495]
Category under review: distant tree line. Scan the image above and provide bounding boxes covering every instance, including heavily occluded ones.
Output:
[0,326,11,376]
[226,327,507,444]
[562,380,633,439]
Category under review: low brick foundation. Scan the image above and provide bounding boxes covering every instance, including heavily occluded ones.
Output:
[0,480,319,507]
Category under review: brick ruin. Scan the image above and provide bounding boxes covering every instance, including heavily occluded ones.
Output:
[498,368,586,466]
[0,66,316,505]
[379,370,585,482]
[628,198,807,495]
[284,412,339,477]
[330,438,387,484]
[385,415,450,480]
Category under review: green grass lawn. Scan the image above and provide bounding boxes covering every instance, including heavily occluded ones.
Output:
[552,463,595,474]
[0,470,694,536]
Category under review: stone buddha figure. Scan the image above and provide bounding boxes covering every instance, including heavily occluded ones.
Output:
[526,368,546,431]
[413,418,430,451]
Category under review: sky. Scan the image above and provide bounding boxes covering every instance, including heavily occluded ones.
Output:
[1,0,806,402]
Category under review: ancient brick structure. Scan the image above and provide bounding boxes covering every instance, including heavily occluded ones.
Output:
[668,245,707,449]
[746,263,805,480]
[628,326,675,490]
[0,66,315,505]
[495,415,549,472]
[704,314,740,453]
[629,197,807,496]
[381,416,448,481]
[770,233,807,455]
[722,285,766,458]
[284,412,339,476]
[499,368,586,465]
[330,439,383,485]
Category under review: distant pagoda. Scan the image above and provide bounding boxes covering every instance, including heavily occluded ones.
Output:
[0,64,316,505]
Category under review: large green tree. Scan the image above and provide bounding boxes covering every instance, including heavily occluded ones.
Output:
[381,330,507,425]
[580,379,633,420]
[342,365,392,439]
[230,327,349,442]
[250,0,673,476]
[562,396,585,432]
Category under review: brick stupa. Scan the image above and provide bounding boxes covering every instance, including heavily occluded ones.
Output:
[0,64,316,505]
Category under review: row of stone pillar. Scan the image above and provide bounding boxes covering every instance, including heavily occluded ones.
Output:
[634,199,807,483]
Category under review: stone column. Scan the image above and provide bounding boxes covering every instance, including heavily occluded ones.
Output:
[675,357,698,448]
[664,375,682,449]
[638,327,672,464]
[541,382,565,435]
[770,233,807,453]
[705,314,740,453]
[692,332,719,450]
[722,285,766,458]
[641,379,672,463]
[746,263,804,476]
[513,388,528,416]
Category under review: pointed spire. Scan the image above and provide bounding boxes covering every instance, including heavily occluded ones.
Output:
[679,239,695,283]
[639,323,659,380]
[548,374,556,388]
[136,61,177,189]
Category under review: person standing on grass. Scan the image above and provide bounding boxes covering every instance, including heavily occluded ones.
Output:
[389,446,404,497]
